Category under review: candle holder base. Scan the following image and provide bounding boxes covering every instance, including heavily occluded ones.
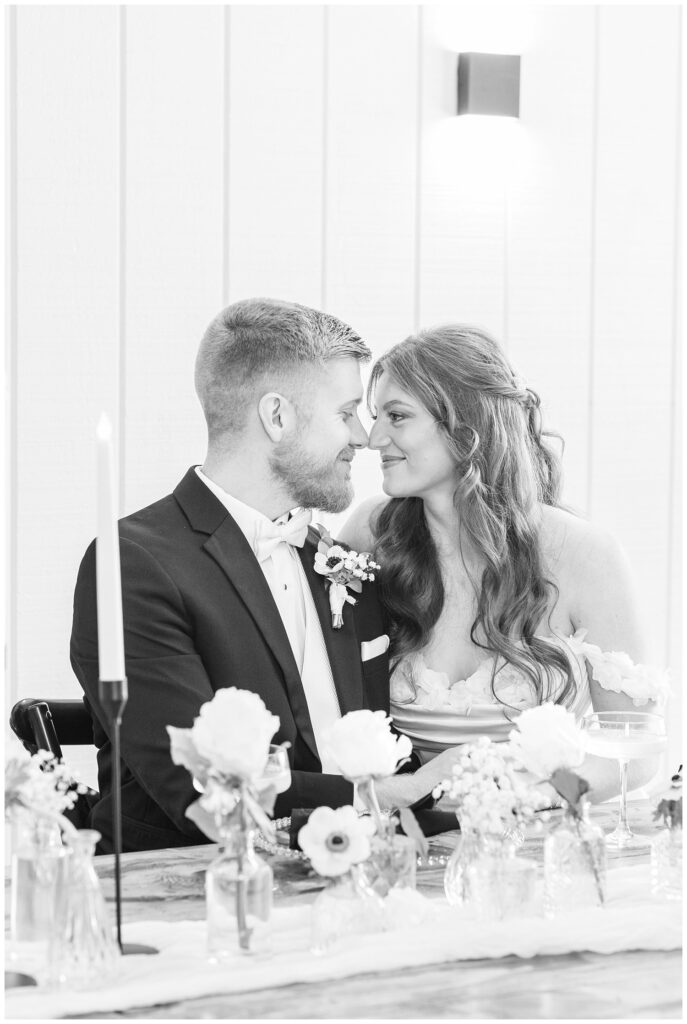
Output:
[5,970,37,988]
[122,942,159,955]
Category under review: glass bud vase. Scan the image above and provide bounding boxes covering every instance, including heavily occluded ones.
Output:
[466,847,539,922]
[310,866,386,955]
[651,826,682,900]
[444,829,493,906]
[48,829,120,990]
[206,801,273,959]
[9,809,68,973]
[544,803,607,917]
[354,778,417,897]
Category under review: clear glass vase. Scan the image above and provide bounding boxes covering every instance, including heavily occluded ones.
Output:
[354,778,417,897]
[544,803,607,917]
[651,826,682,900]
[310,866,386,955]
[206,801,273,958]
[48,829,120,989]
[9,810,68,974]
[444,829,497,906]
[467,847,539,921]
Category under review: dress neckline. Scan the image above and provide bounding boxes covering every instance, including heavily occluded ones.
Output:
[390,631,591,715]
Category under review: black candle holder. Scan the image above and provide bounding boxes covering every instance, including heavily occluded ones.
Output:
[98,677,158,957]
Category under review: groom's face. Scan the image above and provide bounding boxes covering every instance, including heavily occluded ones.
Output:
[270,357,367,512]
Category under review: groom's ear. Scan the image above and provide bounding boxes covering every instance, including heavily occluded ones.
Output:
[257,392,296,442]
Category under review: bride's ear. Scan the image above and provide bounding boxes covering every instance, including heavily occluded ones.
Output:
[257,392,297,442]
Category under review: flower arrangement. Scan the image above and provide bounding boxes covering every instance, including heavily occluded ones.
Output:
[314,527,380,628]
[298,806,376,877]
[321,710,424,855]
[168,687,281,836]
[509,703,604,905]
[5,740,82,841]
[432,736,549,837]
[653,768,682,830]
[168,688,283,955]
[509,702,588,809]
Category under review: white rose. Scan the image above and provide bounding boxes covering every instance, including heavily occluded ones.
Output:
[509,702,586,780]
[172,687,279,783]
[321,710,413,780]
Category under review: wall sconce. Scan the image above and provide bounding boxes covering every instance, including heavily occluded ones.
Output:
[457,52,521,117]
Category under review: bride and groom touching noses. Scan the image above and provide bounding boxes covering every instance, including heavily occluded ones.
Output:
[71,296,657,853]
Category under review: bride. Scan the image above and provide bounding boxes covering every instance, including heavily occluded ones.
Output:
[341,323,668,804]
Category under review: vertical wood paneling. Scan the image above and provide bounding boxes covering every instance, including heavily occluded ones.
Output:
[590,6,679,667]
[667,58,682,767]
[506,6,597,511]
[7,6,18,708]
[667,328,682,769]
[14,6,120,699]
[227,5,325,307]
[419,6,510,335]
[322,5,420,534]
[7,5,681,775]
[123,6,224,516]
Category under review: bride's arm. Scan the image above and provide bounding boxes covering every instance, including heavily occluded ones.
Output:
[565,522,662,801]
[338,495,388,551]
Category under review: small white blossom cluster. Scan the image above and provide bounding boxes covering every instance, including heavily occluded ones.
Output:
[432,737,549,836]
[314,543,380,583]
[5,742,83,821]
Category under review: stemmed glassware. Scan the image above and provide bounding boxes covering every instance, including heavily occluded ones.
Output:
[257,744,301,894]
[582,711,667,848]
[262,744,292,797]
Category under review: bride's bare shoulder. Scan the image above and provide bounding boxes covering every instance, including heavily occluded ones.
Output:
[339,495,389,552]
[539,504,630,583]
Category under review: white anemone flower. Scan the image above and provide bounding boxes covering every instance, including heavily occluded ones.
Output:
[298,805,375,877]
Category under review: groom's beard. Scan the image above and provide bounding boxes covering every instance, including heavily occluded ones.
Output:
[269,438,354,514]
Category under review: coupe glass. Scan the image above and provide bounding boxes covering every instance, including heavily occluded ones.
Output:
[259,745,295,895]
[262,744,291,796]
[582,711,667,848]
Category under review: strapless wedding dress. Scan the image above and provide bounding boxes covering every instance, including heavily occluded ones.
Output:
[391,631,593,761]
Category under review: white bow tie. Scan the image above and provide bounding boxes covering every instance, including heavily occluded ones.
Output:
[254,508,313,563]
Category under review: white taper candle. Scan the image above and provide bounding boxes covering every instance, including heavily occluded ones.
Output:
[96,413,126,680]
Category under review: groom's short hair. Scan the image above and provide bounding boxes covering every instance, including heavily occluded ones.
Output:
[195,297,370,441]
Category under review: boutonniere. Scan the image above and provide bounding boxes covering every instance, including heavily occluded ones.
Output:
[313,528,380,629]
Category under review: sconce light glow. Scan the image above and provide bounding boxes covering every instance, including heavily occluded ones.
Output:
[457,52,521,118]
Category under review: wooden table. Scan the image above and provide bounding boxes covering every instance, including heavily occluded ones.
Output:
[61,800,681,1020]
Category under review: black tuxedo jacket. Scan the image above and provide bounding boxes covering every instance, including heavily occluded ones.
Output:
[70,467,394,852]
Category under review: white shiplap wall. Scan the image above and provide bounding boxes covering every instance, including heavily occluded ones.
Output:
[7,5,682,769]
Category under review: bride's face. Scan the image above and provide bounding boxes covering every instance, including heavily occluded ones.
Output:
[368,372,457,499]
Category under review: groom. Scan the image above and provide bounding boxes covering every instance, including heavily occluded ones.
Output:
[71,298,443,852]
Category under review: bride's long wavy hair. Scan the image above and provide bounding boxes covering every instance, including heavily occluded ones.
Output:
[369,324,578,708]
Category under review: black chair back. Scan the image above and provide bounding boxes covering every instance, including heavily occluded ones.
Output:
[9,697,98,830]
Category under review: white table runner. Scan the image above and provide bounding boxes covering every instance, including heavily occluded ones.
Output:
[6,864,681,1020]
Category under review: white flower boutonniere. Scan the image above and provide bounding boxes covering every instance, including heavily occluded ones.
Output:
[313,527,380,629]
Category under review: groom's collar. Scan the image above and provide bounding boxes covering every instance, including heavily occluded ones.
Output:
[173,466,231,535]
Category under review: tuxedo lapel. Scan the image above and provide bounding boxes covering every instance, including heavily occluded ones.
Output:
[298,531,364,716]
[174,469,319,762]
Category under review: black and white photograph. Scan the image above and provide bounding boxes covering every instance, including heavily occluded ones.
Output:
[4,2,682,1020]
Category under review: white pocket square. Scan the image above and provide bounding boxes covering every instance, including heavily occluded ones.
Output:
[361,635,390,662]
